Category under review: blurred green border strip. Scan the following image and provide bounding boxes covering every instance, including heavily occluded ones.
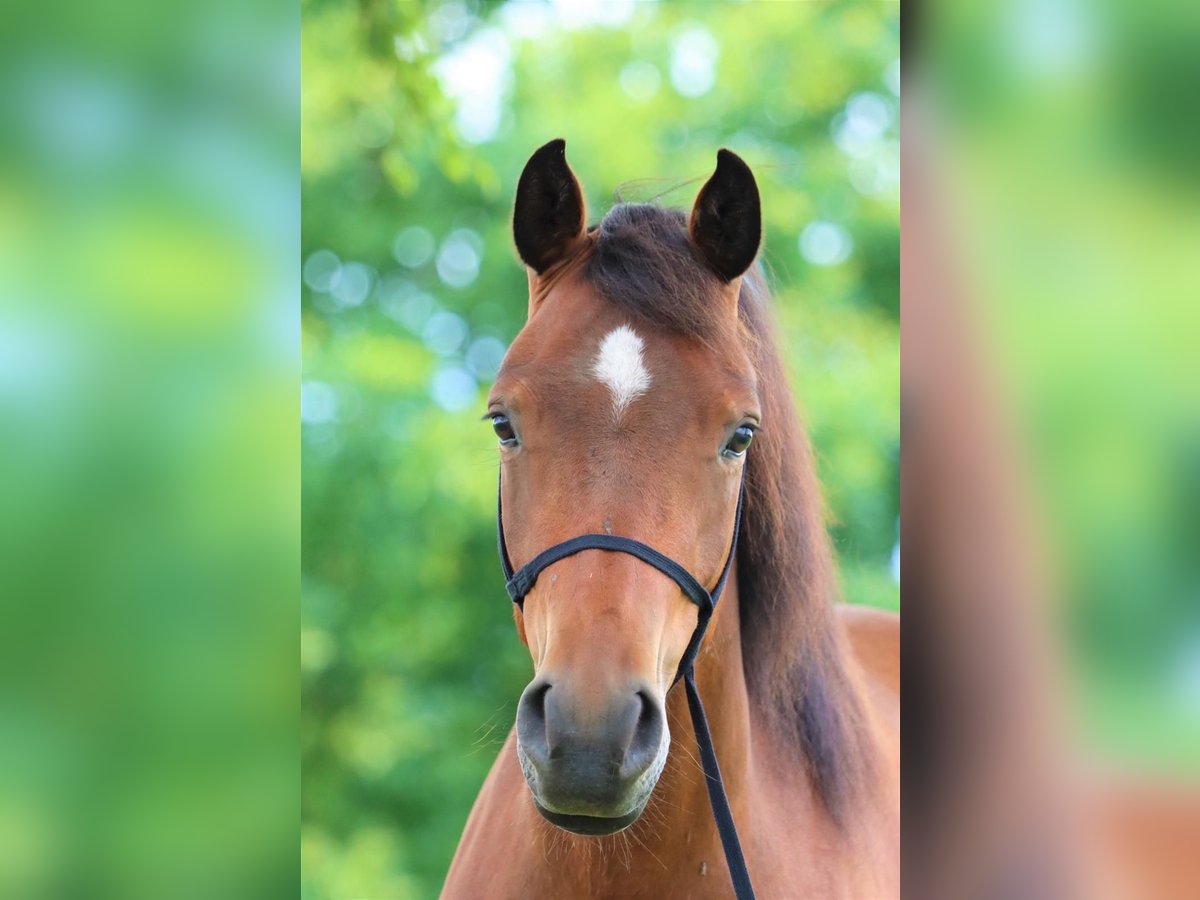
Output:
[916,0,1200,772]
[0,1,298,897]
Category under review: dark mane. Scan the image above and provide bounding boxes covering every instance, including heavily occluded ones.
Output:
[582,203,872,818]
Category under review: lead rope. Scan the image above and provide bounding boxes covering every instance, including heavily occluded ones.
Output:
[497,472,756,900]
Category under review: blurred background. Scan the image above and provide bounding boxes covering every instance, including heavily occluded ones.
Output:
[300,1,899,897]
[906,0,1199,896]
[912,0,1199,773]
[3,0,1194,896]
[0,0,296,898]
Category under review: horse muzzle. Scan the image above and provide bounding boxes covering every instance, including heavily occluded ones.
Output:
[515,675,668,835]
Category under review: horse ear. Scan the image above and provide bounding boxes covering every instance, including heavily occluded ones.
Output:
[689,149,762,282]
[513,139,587,274]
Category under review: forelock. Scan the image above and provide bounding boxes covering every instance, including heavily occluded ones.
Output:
[582,204,727,341]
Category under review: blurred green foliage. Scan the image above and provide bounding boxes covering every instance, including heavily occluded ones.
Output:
[301,1,899,896]
[1,0,296,897]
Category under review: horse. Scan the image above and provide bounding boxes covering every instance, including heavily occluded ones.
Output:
[442,140,900,899]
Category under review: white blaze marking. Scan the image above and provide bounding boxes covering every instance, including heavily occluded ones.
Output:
[592,325,651,416]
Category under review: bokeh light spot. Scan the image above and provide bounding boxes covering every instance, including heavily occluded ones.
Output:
[799,221,853,266]
[670,26,719,98]
[421,311,468,356]
[392,226,435,269]
[303,250,341,293]
[430,365,477,412]
[435,229,482,289]
[432,28,511,144]
[301,381,338,425]
[331,262,373,308]
[429,2,473,44]
[833,91,893,160]
[619,61,661,102]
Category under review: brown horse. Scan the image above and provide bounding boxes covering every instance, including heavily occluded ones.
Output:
[443,141,899,899]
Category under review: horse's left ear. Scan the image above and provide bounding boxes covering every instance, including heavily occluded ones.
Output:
[513,138,587,274]
[689,149,761,282]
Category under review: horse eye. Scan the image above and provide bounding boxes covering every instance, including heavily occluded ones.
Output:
[491,415,518,447]
[722,425,755,458]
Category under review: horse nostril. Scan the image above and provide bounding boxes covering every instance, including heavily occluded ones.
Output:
[622,688,664,776]
[516,678,553,766]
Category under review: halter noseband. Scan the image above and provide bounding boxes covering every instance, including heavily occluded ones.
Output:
[497,471,756,900]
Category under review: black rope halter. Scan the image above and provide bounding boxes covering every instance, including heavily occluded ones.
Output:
[497,470,756,900]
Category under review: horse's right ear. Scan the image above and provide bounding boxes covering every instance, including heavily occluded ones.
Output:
[513,139,587,274]
[689,149,761,282]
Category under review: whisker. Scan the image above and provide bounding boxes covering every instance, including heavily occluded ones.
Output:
[628,826,668,872]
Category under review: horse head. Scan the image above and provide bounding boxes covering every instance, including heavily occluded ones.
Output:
[490,140,763,836]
